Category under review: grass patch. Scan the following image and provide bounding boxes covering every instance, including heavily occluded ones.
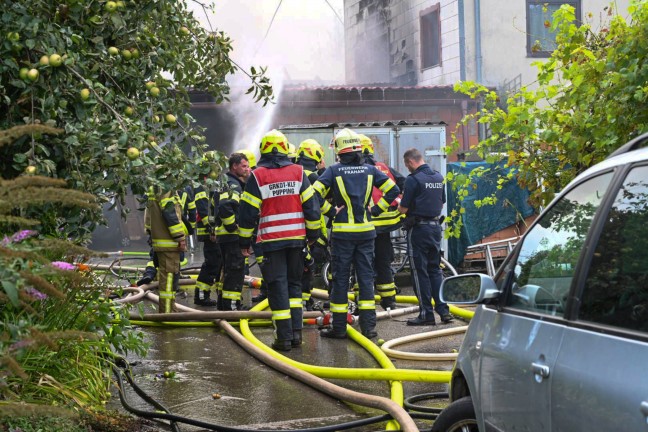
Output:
[0,409,150,432]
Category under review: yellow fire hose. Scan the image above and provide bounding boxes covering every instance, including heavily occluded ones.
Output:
[102,262,478,431]
[137,293,421,430]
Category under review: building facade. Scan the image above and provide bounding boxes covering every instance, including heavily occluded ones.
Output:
[344,0,631,90]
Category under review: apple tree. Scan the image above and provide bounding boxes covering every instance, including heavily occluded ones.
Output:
[445,3,648,238]
[0,0,272,239]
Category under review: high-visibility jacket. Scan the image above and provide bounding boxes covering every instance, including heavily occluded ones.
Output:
[239,158,321,253]
[313,160,399,240]
[144,188,186,251]
[216,172,245,243]
[298,157,333,245]
[369,161,406,233]
[178,185,196,234]
[194,184,218,241]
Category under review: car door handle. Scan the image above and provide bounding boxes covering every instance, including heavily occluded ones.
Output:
[640,401,648,417]
[531,362,550,381]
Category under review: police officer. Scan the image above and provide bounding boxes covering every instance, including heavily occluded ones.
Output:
[397,148,452,325]
[215,152,250,310]
[313,128,399,339]
[359,134,406,311]
[239,129,321,352]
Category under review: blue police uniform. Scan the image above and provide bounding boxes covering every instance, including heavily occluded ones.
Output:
[400,163,451,324]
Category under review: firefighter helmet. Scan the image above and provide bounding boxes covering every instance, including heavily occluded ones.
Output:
[287,142,297,160]
[259,129,289,155]
[297,139,324,163]
[333,128,362,155]
[235,148,257,168]
[358,134,374,155]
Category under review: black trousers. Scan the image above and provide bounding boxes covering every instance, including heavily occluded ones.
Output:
[330,238,376,335]
[261,247,303,342]
[374,232,397,298]
[196,240,222,291]
[219,241,245,303]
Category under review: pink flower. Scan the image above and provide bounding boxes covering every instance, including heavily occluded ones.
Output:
[24,287,47,300]
[51,261,76,271]
[1,230,38,246]
[12,230,38,242]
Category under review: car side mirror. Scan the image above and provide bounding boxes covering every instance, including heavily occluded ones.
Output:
[440,273,499,304]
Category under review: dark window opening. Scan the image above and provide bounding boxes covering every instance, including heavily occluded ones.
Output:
[526,0,581,57]
[420,4,441,69]
[580,165,648,333]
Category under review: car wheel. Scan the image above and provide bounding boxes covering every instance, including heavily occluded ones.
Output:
[430,396,478,432]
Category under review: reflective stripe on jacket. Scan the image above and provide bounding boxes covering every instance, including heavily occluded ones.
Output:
[144,188,186,251]
[313,162,399,240]
[217,172,245,242]
[194,184,218,240]
[370,161,405,233]
[239,161,321,252]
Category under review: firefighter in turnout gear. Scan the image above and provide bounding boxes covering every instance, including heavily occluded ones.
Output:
[239,129,321,352]
[216,152,251,310]
[137,185,195,286]
[235,149,270,305]
[296,139,333,309]
[312,128,400,339]
[144,187,187,313]
[235,148,257,171]
[359,134,406,311]
[194,152,221,307]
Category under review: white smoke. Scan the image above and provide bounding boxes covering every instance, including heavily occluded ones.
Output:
[190,0,344,154]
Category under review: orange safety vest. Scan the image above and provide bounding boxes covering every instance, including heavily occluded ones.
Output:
[372,161,400,206]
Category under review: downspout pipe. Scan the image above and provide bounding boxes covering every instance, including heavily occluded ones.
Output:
[474,0,482,84]
[458,0,466,81]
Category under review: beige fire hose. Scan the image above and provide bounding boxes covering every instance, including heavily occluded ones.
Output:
[218,319,420,432]
[137,292,419,430]
[381,326,468,361]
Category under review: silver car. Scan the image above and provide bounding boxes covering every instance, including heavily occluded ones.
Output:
[432,134,648,432]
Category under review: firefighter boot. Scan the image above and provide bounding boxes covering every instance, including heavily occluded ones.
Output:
[359,309,378,339]
[380,295,397,311]
[221,299,233,311]
[273,318,294,350]
[136,266,157,286]
[271,339,292,352]
[193,288,203,305]
[304,298,315,311]
[319,312,347,339]
[291,330,303,347]
[235,300,250,311]
[201,290,218,307]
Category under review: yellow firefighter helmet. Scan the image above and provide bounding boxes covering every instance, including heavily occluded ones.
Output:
[259,129,289,155]
[297,139,325,163]
[333,128,362,155]
[358,134,374,155]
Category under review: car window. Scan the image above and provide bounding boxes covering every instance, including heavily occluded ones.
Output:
[502,172,614,315]
[579,165,648,332]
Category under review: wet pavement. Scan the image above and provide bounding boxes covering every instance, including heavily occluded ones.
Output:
[102,248,469,431]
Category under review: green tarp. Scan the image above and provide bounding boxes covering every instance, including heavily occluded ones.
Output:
[447,162,536,267]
